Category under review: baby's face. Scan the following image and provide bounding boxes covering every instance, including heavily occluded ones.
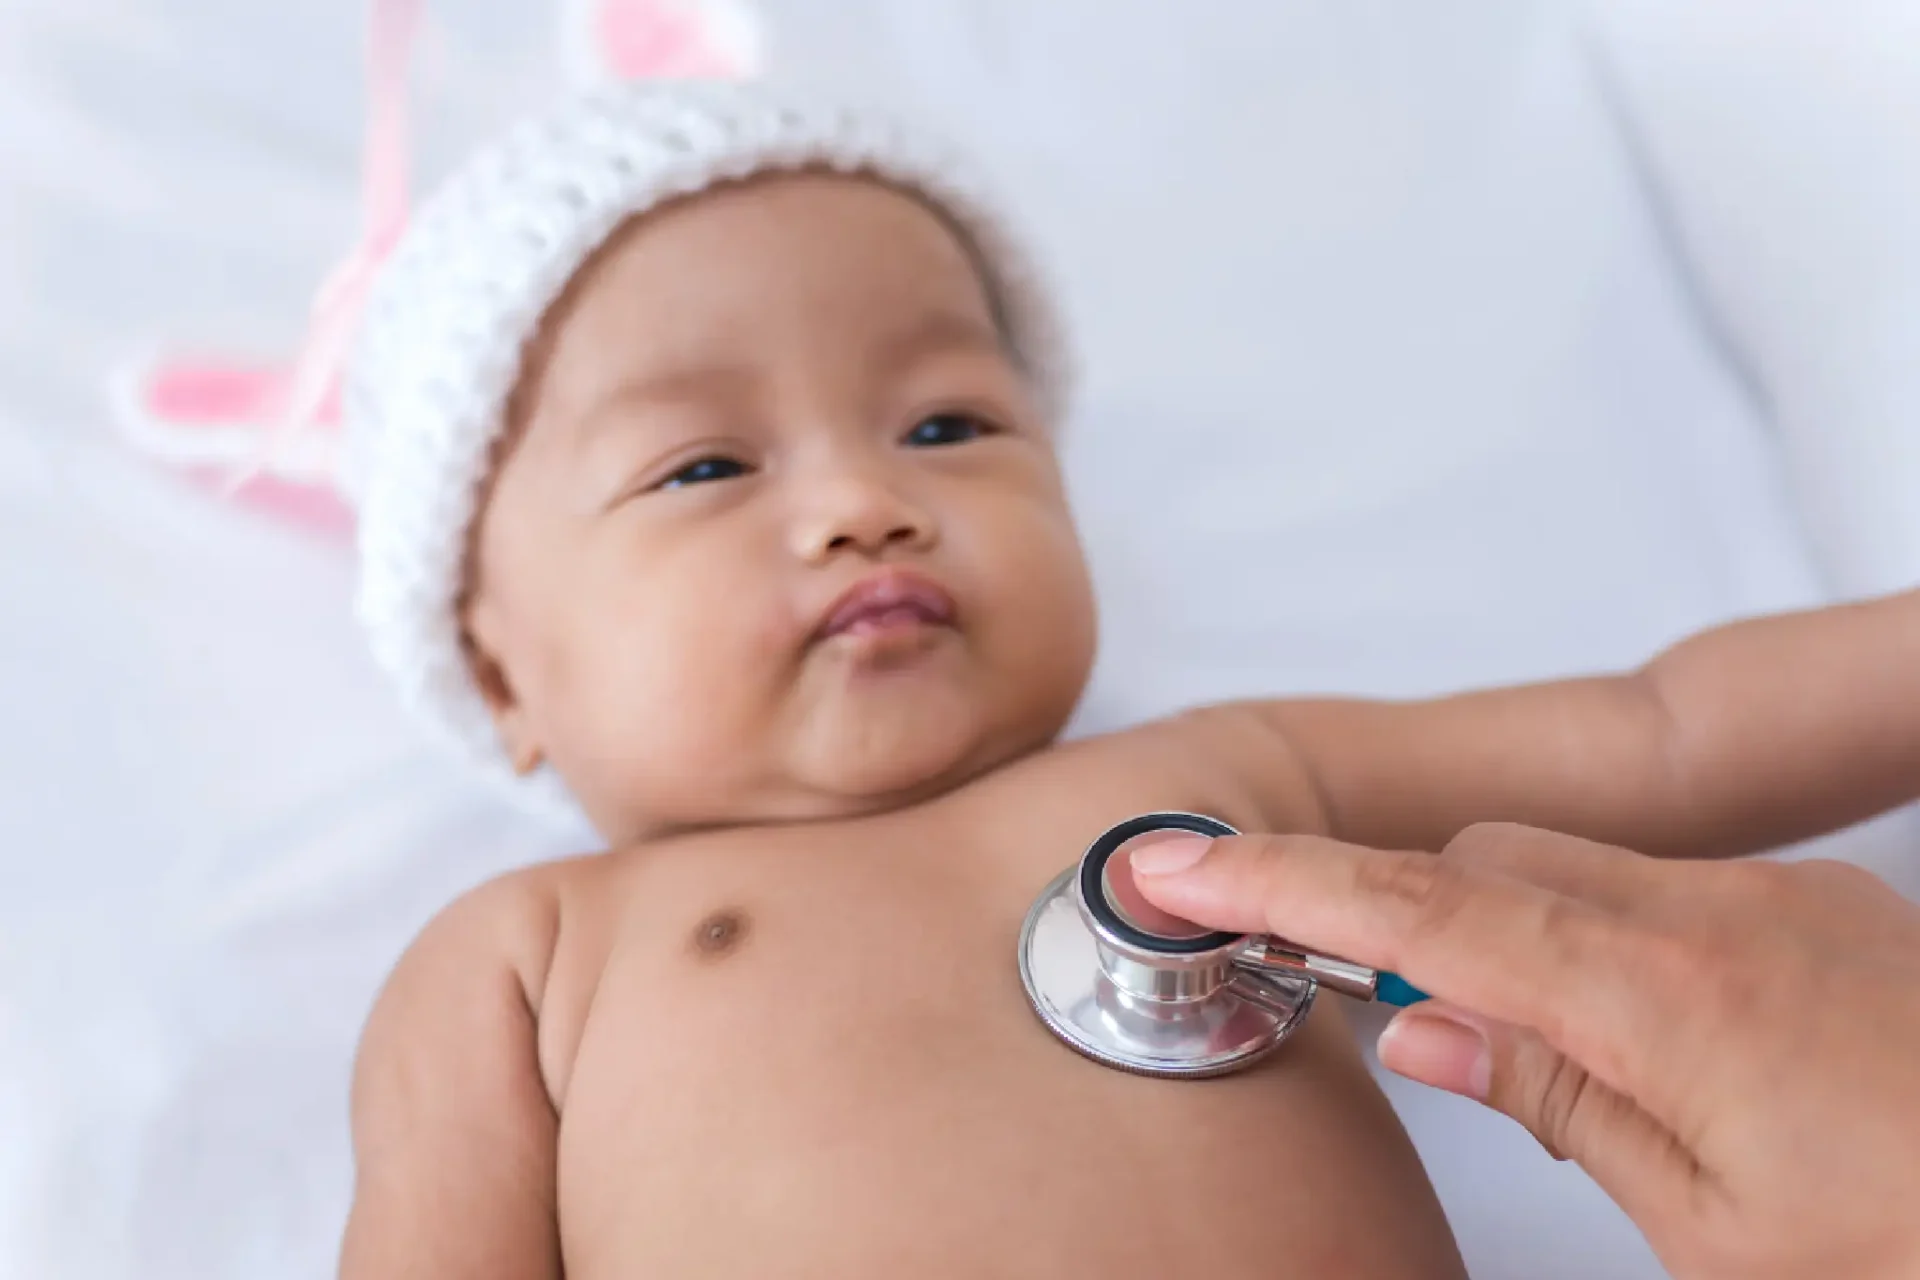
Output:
[464,174,1096,842]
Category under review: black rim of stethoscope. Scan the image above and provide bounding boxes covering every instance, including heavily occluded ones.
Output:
[1078,812,1244,956]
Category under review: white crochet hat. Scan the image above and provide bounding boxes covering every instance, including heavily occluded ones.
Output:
[343,81,1072,827]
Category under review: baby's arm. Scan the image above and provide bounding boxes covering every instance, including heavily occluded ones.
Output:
[1195,588,1920,859]
[339,875,563,1279]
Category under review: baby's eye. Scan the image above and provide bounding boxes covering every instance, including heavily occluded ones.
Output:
[659,455,749,489]
[903,413,993,448]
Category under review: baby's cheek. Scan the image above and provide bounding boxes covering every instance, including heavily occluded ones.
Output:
[618,609,782,755]
[998,517,1097,713]
[548,625,758,821]
[1005,516,1094,632]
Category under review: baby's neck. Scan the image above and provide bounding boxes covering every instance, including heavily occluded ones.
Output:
[590,735,1065,849]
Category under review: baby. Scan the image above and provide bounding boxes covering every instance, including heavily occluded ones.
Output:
[337,85,1920,1278]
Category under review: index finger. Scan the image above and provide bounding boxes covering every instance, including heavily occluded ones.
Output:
[1135,831,1692,1115]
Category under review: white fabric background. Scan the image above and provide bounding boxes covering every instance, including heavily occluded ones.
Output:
[1,2,1914,1277]
[1590,0,1920,599]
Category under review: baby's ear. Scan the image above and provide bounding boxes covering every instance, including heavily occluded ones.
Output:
[463,609,547,776]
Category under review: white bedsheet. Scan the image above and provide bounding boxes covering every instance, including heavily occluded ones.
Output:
[3,3,1915,1277]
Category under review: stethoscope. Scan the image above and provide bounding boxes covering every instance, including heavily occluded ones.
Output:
[1018,812,1429,1079]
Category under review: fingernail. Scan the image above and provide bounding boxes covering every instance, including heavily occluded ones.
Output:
[1125,835,1212,876]
[1377,1007,1492,1101]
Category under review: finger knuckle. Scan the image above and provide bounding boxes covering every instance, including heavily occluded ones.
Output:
[1798,856,1882,898]
[1442,821,1532,865]
[1353,851,1470,936]
[1527,1050,1603,1162]
[1722,858,1798,905]
[1523,893,1613,1035]
[1531,888,1589,948]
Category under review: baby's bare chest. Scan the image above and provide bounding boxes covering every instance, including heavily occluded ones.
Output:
[555,748,1249,1110]
[551,731,1256,1042]
[537,744,1420,1278]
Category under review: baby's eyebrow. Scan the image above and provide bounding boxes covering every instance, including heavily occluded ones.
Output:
[561,309,1009,445]
[878,309,1010,371]
[567,365,753,443]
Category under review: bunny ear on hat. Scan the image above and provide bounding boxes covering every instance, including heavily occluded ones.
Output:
[106,355,357,539]
[112,0,1072,831]
[109,0,760,542]
[558,0,765,88]
[109,0,425,541]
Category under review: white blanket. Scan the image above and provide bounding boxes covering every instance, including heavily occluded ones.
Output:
[3,2,1915,1277]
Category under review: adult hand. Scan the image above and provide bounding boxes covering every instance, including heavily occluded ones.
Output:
[1129,823,1920,1280]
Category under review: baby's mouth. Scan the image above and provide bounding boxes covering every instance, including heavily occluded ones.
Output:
[811,570,958,648]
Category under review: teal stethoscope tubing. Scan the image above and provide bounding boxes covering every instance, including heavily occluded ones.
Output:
[1377,972,1429,1006]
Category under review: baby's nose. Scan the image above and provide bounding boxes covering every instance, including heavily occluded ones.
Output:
[793,473,936,562]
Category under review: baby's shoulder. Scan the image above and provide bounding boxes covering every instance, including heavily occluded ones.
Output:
[353,853,621,1109]
[961,708,1281,835]
[412,856,601,982]
[362,860,574,1041]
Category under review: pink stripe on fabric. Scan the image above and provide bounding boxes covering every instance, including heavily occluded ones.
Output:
[141,363,345,428]
[266,0,420,470]
[599,1,737,78]
[147,365,284,423]
[180,467,359,541]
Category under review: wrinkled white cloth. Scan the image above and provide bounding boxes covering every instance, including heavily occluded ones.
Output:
[2,3,1915,1279]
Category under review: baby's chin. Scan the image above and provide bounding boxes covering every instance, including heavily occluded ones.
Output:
[571,633,1089,839]
[790,720,1003,809]
[781,687,1055,814]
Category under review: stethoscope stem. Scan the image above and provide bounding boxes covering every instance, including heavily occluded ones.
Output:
[1237,939,1429,1007]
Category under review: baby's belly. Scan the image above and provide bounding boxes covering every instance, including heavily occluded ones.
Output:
[551,845,1463,1279]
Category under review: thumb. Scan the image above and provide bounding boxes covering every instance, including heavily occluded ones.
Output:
[1378,1004,1699,1219]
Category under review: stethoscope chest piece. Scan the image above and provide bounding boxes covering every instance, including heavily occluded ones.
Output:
[1018,812,1426,1080]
